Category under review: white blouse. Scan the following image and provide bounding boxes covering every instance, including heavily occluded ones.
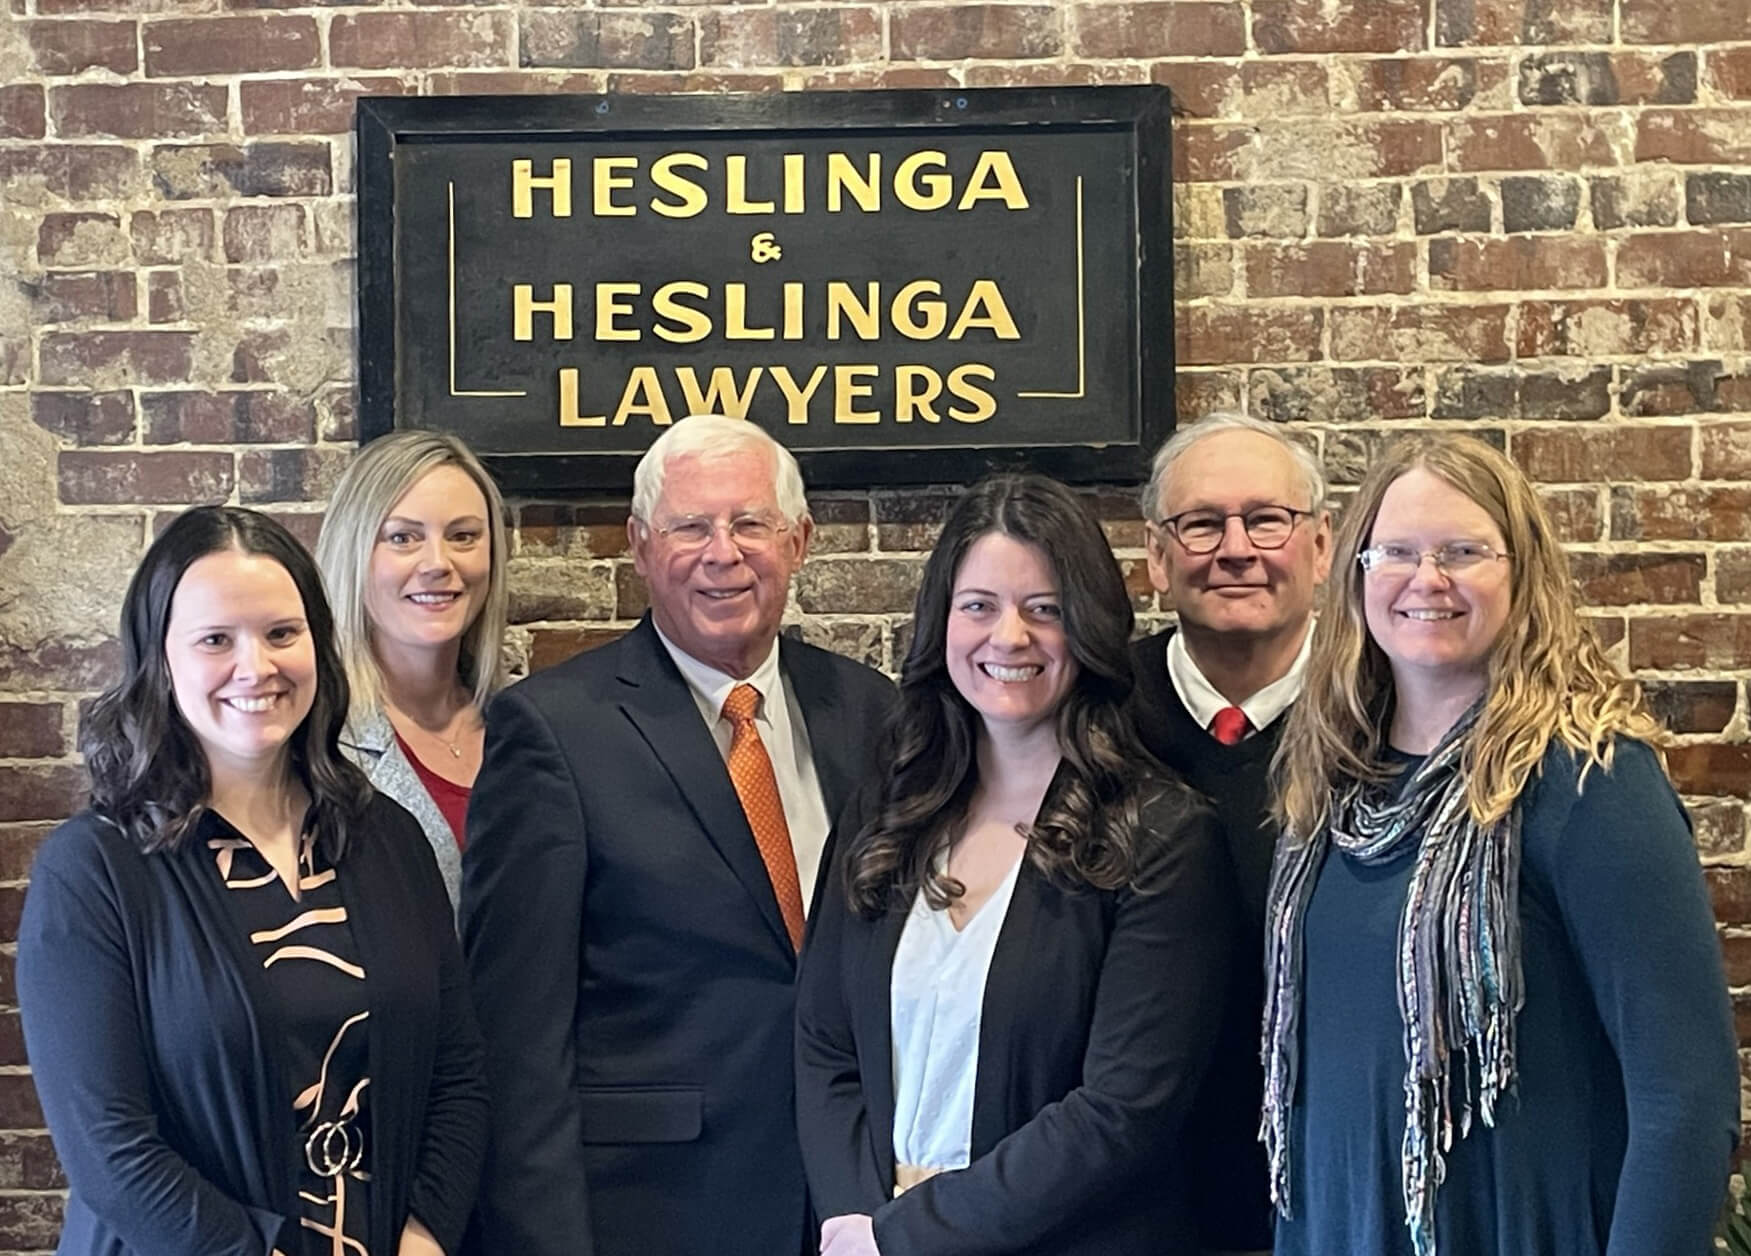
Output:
[889,854,1025,1172]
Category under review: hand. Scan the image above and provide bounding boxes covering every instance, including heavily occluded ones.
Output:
[820,1213,880,1256]
[397,1215,445,1256]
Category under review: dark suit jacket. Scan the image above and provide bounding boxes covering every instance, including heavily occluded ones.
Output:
[461,615,895,1256]
[795,768,1237,1256]
[18,796,487,1256]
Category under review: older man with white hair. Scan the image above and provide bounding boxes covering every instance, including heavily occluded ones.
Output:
[1132,412,1333,1256]
[463,415,894,1256]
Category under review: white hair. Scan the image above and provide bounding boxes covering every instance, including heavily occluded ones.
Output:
[630,415,809,525]
[1139,411,1328,520]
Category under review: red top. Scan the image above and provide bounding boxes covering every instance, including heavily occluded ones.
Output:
[394,730,472,851]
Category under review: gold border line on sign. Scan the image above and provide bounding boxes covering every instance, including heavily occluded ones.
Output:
[449,181,527,399]
[1015,175,1086,401]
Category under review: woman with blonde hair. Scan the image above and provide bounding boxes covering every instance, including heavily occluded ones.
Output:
[1262,433,1736,1256]
[317,430,509,906]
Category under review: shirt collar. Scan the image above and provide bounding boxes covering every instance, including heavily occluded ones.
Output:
[1165,622,1313,736]
[653,624,783,722]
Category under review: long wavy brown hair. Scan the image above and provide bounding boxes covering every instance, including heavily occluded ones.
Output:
[1274,434,1663,841]
[844,474,1179,918]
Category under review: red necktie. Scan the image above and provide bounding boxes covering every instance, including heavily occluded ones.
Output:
[1210,706,1250,746]
[721,684,806,951]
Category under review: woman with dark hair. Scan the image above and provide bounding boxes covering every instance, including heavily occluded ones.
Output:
[18,506,487,1256]
[796,474,1235,1256]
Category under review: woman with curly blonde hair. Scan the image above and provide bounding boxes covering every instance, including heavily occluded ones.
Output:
[1262,433,1736,1256]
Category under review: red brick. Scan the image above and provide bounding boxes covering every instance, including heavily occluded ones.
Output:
[1618,230,1751,290]
[1724,933,1751,985]
[0,703,65,759]
[1644,681,1738,734]
[1517,299,1697,358]
[427,70,607,95]
[142,391,315,444]
[518,502,634,559]
[1178,305,1323,366]
[1349,56,1480,111]
[240,77,408,135]
[1709,48,1751,101]
[144,16,318,76]
[893,4,1061,59]
[1514,427,1692,483]
[1253,0,1423,54]
[30,390,135,445]
[1178,243,1235,299]
[222,203,305,262]
[130,208,212,264]
[237,446,350,503]
[28,19,137,74]
[34,270,135,324]
[150,142,331,199]
[529,627,629,672]
[1691,802,1745,858]
[37,210,126,267]
[1074,3,1244,57]
[1248,365,1426,423]
[1621,362,1751,417]
[0,143,138,201]
[1630,615,1751,671]
[1636,110,1751,167]
[0,85,46,140]
[330,12,511,70]
[1675,747,1751,800]
[521,11,694,71]
[0,765,85,823]
[51,82,228,139]
[60,449,232,505]
[0,639,122,691]
[1720,549,1751,602]
[1448,114,1621,172]
[1329,304,1511,363]
[1568,552,1704,606]
[41,330,192,386]
[147,269,180,324]
[1245,240,1414,298]
[1518,51,1696,107]
[1613,486,1751,542]
[1317,183,1402,236]
[1622,0,1745,43]
[1701,423,1751,479]
[1176,368,1245,418]
[1711,866,1751,917]
[1427,236,1606,291]
[698,8,885,69]
[1435,0,1611,44]
[1536,487,1602,542]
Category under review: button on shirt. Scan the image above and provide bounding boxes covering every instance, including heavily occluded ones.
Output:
[654,627,831,913]
[1165,624,1314,740]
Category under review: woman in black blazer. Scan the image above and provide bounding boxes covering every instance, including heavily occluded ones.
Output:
[796,475,1236,1256]
[18,506,487,1256]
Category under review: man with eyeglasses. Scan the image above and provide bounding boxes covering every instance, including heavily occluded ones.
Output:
[1129,412,1333,1256]
[462,414,894,1256]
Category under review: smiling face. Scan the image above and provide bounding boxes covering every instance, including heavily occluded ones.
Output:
[165,549,317,779]
[945,531,1080,739]
[1362,467,1513,707]
[629,447,811,679]
[1146,428,1331,647]
[364,465,492,664]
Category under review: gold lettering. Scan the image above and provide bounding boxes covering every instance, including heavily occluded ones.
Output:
[948,280,1022,340]
[894,365,943,422]
[958,151,1029,211]
[947,364,997,423]
[652,282,712,343]
[892,280,946,340]
[557,367,605,426]
[834,365,880,424]
[827,282,879,341]
[724,284,775,340]
[513,283,574,341]
[895,151,951,211]
[612,367,674,426]
[650,153,709,219]
[593,156,637,217]
[726,155,775,214]
[512,158,572,218]
[782,282,804,341]
[770,365,829,424]
[783,154,805,214]
[676,366,764,419]
[826,152,879,212]
[595,282,640,341]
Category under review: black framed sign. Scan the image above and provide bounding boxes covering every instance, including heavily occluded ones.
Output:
[355,87,1175,495]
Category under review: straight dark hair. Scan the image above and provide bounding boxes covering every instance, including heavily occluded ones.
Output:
[845,474,1172,917]
[82,506,373,857]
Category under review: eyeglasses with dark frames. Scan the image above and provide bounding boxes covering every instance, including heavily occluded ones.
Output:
[1153,506,1315,555]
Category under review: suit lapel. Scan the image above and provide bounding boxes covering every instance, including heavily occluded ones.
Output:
[616,617,795,958]
[859,904,906,1191]
[782,636,855,826]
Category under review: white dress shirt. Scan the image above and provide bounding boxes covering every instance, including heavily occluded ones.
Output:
[1165,625,1313,739]
[888,853,1025,1173]
[654,627,832,913]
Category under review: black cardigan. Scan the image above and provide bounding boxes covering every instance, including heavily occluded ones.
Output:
[795,769,1237,1256]
[18,794,488,1256]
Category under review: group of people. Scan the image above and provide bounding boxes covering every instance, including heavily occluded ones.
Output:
[16,410,1739,1256]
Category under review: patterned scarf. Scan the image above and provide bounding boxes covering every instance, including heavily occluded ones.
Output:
[1260,704,1524,1256]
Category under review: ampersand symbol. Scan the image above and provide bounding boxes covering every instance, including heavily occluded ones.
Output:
[750,232,782,263]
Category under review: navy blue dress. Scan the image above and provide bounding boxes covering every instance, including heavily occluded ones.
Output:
[1275,740,1737,1256]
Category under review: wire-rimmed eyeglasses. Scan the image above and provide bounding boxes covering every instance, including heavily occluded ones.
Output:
[1153,506,1314,555]
[649,513,792,555]
[1357,541,1510,577]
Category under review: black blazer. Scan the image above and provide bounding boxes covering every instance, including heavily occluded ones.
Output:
[17,795,487,1256]
[461,615,895,1256]
[795,768,1237,1256]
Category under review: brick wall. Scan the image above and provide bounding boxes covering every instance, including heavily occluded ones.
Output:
[1,0,1749,1246]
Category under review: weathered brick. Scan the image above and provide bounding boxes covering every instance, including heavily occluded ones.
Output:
[1514,426,1691,482]
[1568,552,1704,606]
[1428,235,1605,291]
[892,5,1061,60]
[1719,549,1751,603]
[1329,304,1510,363]
[1175,243,1234,300]
[1436,0,1611,45]
[1688,174,1751,228]
[1245,240,1414,297]
[31,390,135,446]
[1675,747,1751,800]
[1156,59,1329,121]
[34,270,136,323]
[1536,486,1602,542]
[0,765,85,822]
[1317,183,1401,236]
[1518,51,1694,107]
[1253,0,1423,54]
[237,446,350,503]
[698,8,885,69]
[1590,170,1682,231]
[1074,3,1244,58]
[1622,0,1745,43]
[37,211,126,268]
[615,565,649,618]
[150,142,332,198]
[1179,305,1323,366]
[240,77,409,136]
[1637,110,1751,166]
[28,19,137,74]
[0,703,65,758]
[796,558,925,614]
[1618,230,1751,290]
[1621,361,1751,417]
[1701,423,1751,479]
[147,270,182,323]
[331,12,512,70]
[521,11,693,70]
[1411,177,1492,234]
[1517,299,1696,359]
[1704,295,1751,353]
[1176,368,1245,419]
[41,330,193,386]
[507,557,615,623]
[1518,365,1612,419]
[1709,48,1751,101]
[142,391,316,445]
[1631,615,1751,671]
[1712,865,1751,917]
[528,627,629,672]
[1641,680,1735,735]
[1432,365,1518,419]
[1500,175,1580,232]
[144,16,318,76]
[1247,365,1425,424]
[0,639,122,692]
[129,208,212,265]
[1692,802,1745,858]
[0,86,45,141]
[1613,486,1751,542]
[59,448,232,505]
[1346,57,1477,111]
[1448,113,1621,171]
[1222,184,1308,238]
[221,204,306,263]
[51,82,227,140]
[518,502,632,560]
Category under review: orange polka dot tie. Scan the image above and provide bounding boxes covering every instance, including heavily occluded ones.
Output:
[722,683,806,951]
